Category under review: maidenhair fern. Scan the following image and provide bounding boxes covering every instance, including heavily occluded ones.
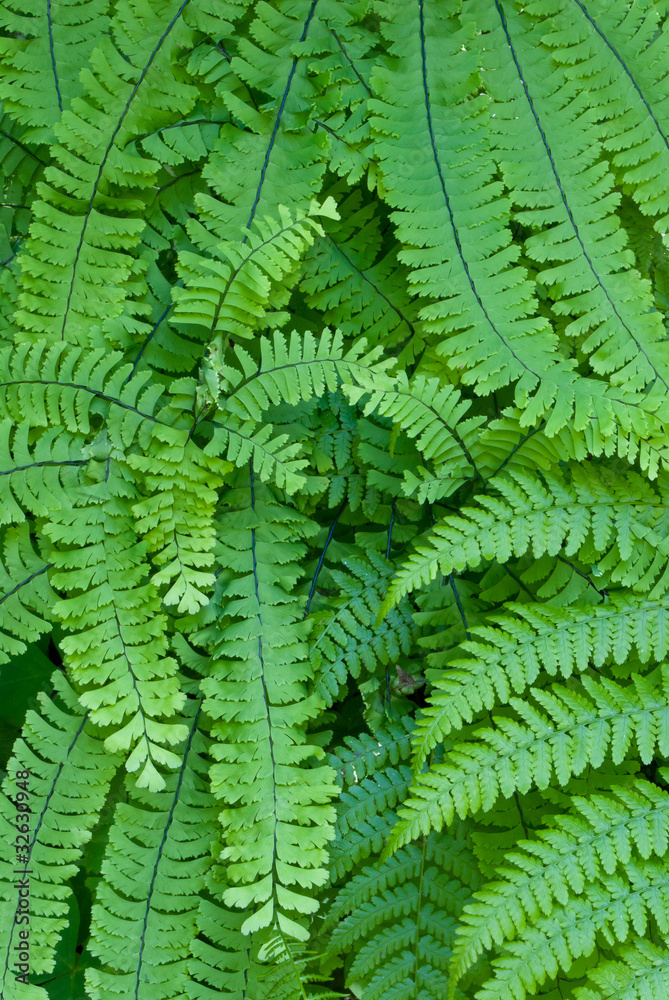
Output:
[1,1,669,999]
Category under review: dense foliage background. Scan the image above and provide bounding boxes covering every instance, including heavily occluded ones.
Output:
[1,0,669,997]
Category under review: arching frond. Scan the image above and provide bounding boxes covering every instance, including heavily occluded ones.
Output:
[380,465,669,616]
[85,700,217,1000]
[389,671,669,851]
[0,673,119,985]
[414,594,669,764]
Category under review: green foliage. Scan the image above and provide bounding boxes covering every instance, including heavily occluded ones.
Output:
[1,0,669,998]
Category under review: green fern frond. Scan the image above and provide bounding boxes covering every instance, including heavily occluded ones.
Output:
[368,0,664,452]
[451,778,669,984]
[0,0,109,145]
[389,670,669,849]
[473,857,669,1000]
[0,421,83,523]
[256,934,342,1000]
[200,480,337,939]
[325,832,476,1000]
[130,417,231,615]
[0,341,164,438]
[0,524,54,663]
[309,551,415,707]
[327,719,417,883]
[530,0,669,230]
[344,369,486,502]
[193,0,371,242]
[186,887,263,1000]
[472,0,669,396]
[44,469,188,791]
[574,935,669,1000]
[300,187,420,354]
[380,465,669,616]
[85,700,217,1000]
[414,594,669,763]
[220,328,388,426]
[327,716,415,786]
[12,0,206,345]
[0,672,120,985]
[173,200,339,361]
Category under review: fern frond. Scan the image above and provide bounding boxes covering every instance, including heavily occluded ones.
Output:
[0,524,54,663]
[206,416,312,495]
[473,0,669,395]
[220,328,388,426]
[300,187,420,354]
[0,0,109,145]
[327,716,415,786]
[325,832,477,1000]
[574,936,669,1000]
[309,551,415,707]
[200,480,337,939]
[173,200,339,361]
[389,670,669,849]
[368,0,665,451]
[186,887,263,1000]
[0,672,120,984]
[85,700,217,1000]
[414,594,669,763]
[193,0,371,242]
[44,469,188,791]
[344,369,486,503]
[12,0,207,345]
[0,421,83,523]
[256,934,341,1000]
[327,719,417,883]
[130,413,231,615]
[380,465,669,615]
[0,341,164,438]
[474,857,669,1000]
[531,0,669,230]
[451,778,669,983]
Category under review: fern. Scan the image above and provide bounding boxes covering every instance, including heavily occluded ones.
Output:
[451,778,669,983]
[0,673,119,984]
[389,670,669,850]
[85,699,217,999]
[198,479,338,939]
[0,525,54,663]
[574,936,669,1000]
[309,551,415,708]
[413,594,669,763]
[324,720,480,1000]
[380,466,669,614]
[1,0,669,996]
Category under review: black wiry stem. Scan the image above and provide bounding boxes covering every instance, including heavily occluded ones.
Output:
[304,501,346,618]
